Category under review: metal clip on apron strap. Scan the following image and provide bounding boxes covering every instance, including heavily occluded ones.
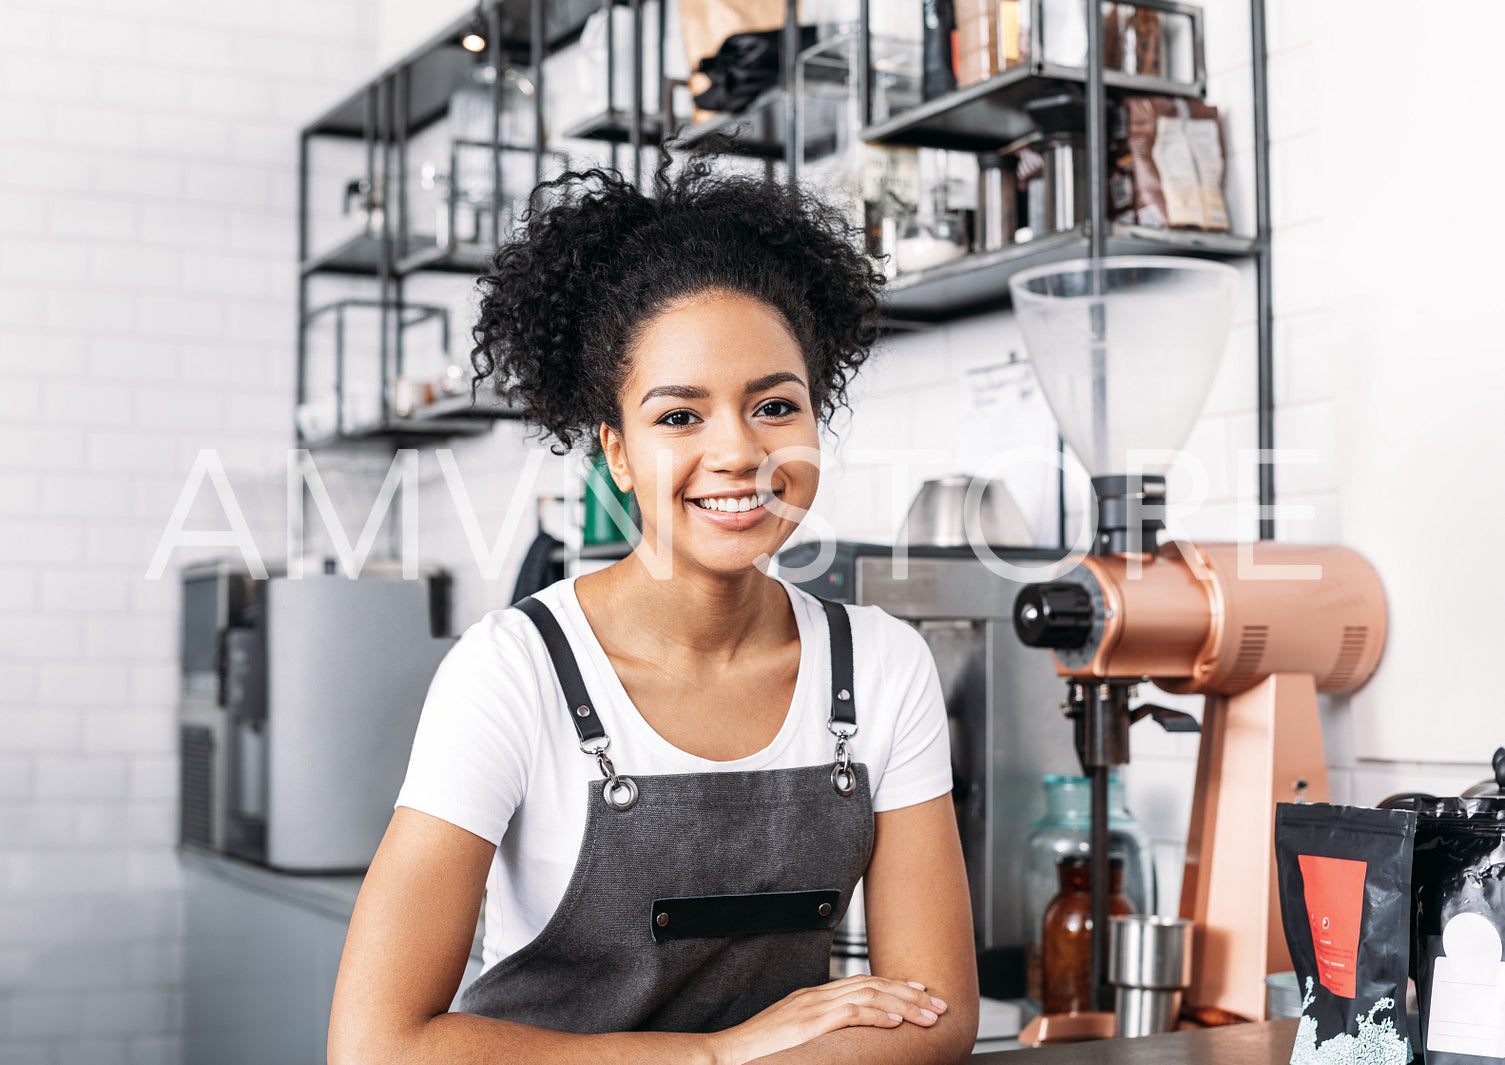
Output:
[816,597,858,797]
[514,596,638,811]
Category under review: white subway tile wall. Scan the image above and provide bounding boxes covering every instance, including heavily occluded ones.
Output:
[0,2,377,1062]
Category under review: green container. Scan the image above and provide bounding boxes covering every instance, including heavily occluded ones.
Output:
[582,451,634,545]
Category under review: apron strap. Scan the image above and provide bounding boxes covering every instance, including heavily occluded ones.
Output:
[813,597,858,797]
[516,591,856,800]
[513,596,607,746]
[815,597,856,730]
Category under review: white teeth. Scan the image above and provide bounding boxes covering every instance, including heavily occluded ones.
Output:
[694,492,771,513]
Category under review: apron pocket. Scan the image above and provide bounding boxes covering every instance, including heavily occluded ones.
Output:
[650,889,842,942]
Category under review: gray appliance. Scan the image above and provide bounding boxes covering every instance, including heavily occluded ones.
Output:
[178,559,455,873]
[780,542,1080,998]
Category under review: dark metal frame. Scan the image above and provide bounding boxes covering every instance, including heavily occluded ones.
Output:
[1250,0,1275,539]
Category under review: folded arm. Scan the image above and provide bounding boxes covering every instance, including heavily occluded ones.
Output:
[745,794,980,1065]
[328,807,955,1065]
[328,807,719,1065]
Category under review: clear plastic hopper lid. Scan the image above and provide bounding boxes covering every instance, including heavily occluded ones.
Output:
[1007,257,1239,477]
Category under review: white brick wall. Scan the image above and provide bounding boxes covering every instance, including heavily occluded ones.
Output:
[0,2,375,1062]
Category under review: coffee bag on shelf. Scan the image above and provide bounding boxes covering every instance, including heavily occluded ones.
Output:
[1121,95,1230,231]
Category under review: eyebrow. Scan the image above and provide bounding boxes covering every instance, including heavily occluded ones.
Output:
[637,372,809,407]
[638,384,710,407]
[746,371,808,395]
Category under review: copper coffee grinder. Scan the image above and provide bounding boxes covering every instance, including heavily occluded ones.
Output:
[1005,259,1387,1022]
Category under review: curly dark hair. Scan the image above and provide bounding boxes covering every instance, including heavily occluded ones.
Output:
[470,152,886,453]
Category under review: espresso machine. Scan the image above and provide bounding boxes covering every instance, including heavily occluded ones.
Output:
[178,559,455,873]
[1004,258,1388,1021]
[779,539,1080,998]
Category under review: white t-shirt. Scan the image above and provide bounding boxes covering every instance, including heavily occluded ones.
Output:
[395,576,952,970]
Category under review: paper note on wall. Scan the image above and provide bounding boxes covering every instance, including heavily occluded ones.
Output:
[955,359,1062,548]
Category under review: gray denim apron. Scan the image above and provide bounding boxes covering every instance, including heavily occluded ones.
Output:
[458,595,875,1034]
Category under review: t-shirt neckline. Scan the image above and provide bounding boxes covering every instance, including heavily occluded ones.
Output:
[557,575,819,771]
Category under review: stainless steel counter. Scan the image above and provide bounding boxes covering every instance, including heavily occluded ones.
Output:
[181,848,484,1065]
[178,847,484,959]
[179,847,364,920]
[975,1020,1300,1065]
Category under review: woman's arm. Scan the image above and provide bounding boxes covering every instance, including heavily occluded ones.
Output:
[328,807,718,1065]
[741,794,981,1065]
[328,808,944,1065]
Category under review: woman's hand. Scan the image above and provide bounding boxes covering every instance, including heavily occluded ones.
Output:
[706,974,948,1065]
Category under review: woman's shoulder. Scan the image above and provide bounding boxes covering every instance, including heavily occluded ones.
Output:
[433,588,566,702]
[459,578,577,650]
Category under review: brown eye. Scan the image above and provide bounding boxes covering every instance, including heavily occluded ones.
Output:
[657,409,698,427]
[758,400,799,418]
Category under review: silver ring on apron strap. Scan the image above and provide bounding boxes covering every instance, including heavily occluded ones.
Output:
[830,765,856,797]
[603,775,639,811]
[830,731,856,797]
[830,728,854,794]
[581,737,639,812]
[823,597,858,799]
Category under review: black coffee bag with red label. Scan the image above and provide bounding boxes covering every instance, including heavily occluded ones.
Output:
[1275,803,1417,1065]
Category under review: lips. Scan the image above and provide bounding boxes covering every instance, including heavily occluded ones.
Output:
[688,490,774,514]
[685,489,780,531]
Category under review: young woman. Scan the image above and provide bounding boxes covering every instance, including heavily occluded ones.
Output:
[328,160,978,1065]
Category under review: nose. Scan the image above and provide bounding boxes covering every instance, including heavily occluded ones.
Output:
[701,411,766,475]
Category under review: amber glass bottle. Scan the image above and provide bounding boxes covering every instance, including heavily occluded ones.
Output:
[1041,855,1135,1015]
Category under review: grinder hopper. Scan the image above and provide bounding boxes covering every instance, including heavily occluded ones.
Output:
[1010,255,1239,482]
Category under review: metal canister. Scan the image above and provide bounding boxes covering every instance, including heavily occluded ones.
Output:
[1108,915,1194,1037]
[1027,133,1088,237]
[976,151,1017,252]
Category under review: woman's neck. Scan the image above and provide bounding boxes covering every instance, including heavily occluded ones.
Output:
[576,552,790,663]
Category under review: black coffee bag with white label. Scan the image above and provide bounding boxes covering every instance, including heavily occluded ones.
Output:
[1399,797,1505,1065]
[1275,803,1417,1065]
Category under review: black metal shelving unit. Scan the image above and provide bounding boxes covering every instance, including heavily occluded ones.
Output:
[296,0,1273,483]
[852,0,1253,316]
[292,0,815,450]
[554,0,806,171]
[294,0,612,447]
[849,0,1276,526]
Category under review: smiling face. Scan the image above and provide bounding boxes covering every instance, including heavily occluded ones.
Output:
[600,289,821,579]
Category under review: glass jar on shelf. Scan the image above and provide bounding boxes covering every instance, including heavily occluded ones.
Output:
[893,177,971,275]
[1022,773,1157,1007]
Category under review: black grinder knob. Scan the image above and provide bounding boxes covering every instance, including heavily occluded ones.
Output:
[1013,582,1094,649]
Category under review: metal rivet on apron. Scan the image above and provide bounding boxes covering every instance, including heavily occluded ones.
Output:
[656,912,669,928]
[818,902,833,917]
[575,705,591,718]
[837,689,850,701]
